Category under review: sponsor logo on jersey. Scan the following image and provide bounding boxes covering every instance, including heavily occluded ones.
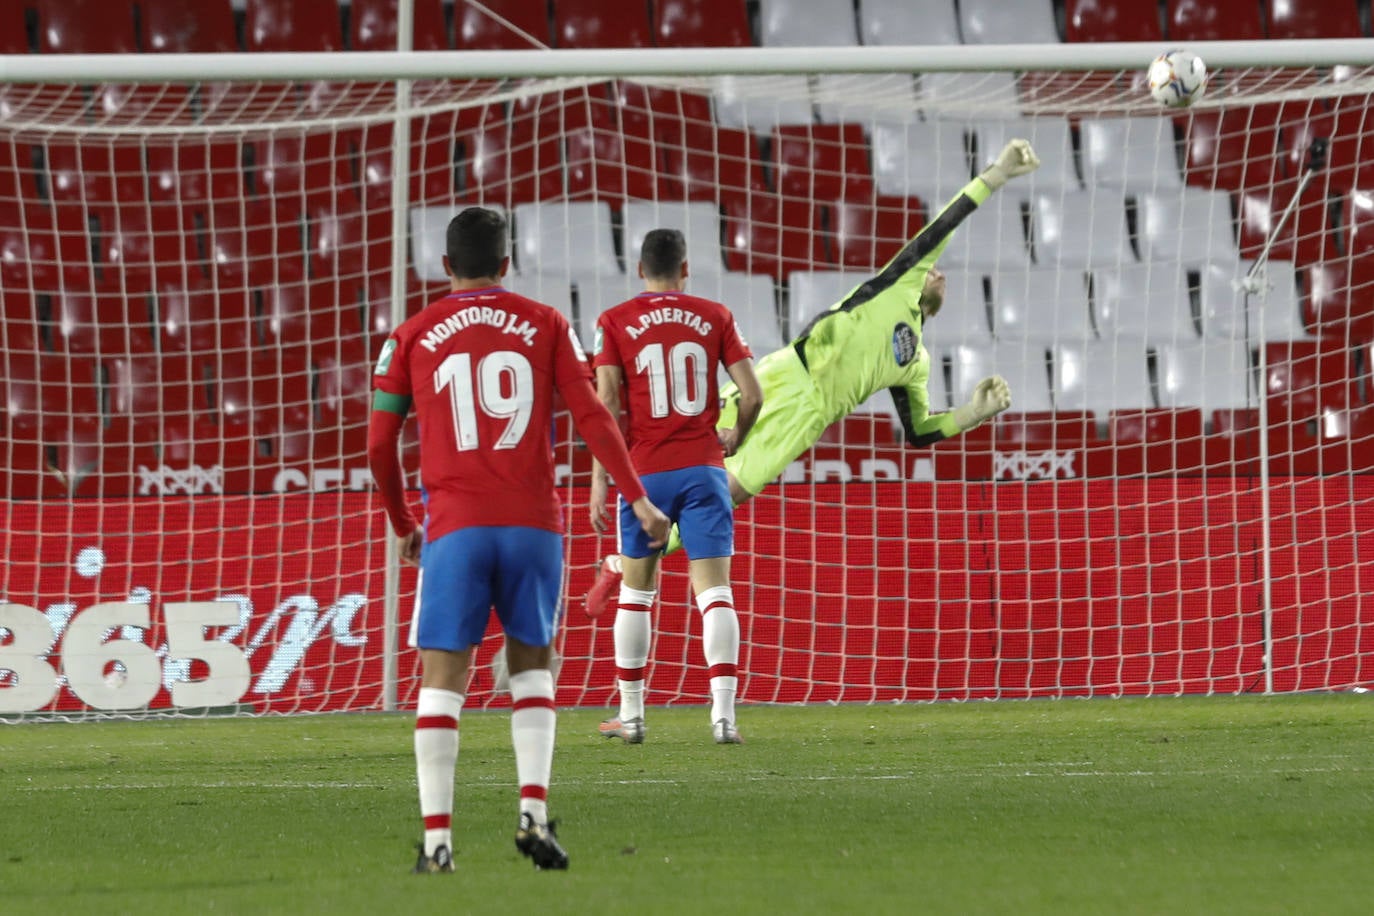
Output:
[891,323,917,366]
[374,339,397,375]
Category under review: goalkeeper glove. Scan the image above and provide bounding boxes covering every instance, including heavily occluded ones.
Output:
[979,139,1041,190]
[952,375,1012,432]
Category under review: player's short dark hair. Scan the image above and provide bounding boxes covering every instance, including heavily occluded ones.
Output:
[639,228,687,280]
[446,207,507,279]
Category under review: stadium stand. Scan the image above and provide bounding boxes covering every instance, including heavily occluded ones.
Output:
[1264,0,1362,40]
[36,0,137,53]
[858,0,962,45]
[1167,0,1265,41]
[959,0,1059,44]
[554,0,652,48]
[758,0,859,47]
[1064,0,1163,43]
[654,0,753,47]
[140,0,238,52]
[351,0,449,50]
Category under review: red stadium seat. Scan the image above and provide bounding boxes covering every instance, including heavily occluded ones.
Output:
[995,411,1098,448]
[1237,178,1333,267]
[95,204,198,294]
[554,0,652,48]
[1181,104,1282,194]
[1343,187,1374,259]
[139,0,238,52]
[1303,260,1374,341]
[1166,0,1263,41]
[664,124,767,206]
[722,193,829,280]
[1065,0,1162,42]
[0,200,60,292]
[654,0,752,46]
[50,289,157,356]
[154,282,237,356]
[145,139,245,206]
[352,0,449,50]
[245,0,344,52]
[1110,407,1206,474]
[316,344,374,427]
[107,352,212,436]
[1265,0,1361,39]
[360,110,473,208]
[828,194,924,271]
[0,139,40,203]
[206,200,308,289]
[562,90,663,203]
[215,348,312,435]
[772,124,874,205]
[1263,340,1356,421]
[0,0,27,53]
[455,0,551,49]
[1,291,41,353]
[249,133,356,213]
[36,0,136,53]
[43,140,146,206]
[0,352,101,436]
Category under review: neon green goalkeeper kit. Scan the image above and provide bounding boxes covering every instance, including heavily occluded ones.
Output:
[718,174,994,496]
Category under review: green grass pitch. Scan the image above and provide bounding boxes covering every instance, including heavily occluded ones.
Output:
[3,695,1371,915]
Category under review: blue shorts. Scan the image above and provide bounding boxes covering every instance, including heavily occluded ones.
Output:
[619,465,733,560]
[411,526,563,652]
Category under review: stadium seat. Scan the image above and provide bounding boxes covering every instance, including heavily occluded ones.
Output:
[36,0,136,53]
[940,195,1032,270]
[952,343,1054,413]
[309,200,387,288]
[971,119,1079,192]
[206,200,308,289]
[690,271,785,353]
[507,269,635,344]
[1136,189,1238,267]
[144,139,244,206]
[758,0,859,46]
[1109,407,1206,475]
[43,140,146,206]
[1200,261,1307,342]
[245,0,343,52]
[555,0,651,47]
[1303,259,1374,341]
[0,352,101,435]
[722,193,828,281]
[1053,338,1155,413]
[315,347,374,428]
[1265,0,1361,39]
[562,96,663,204]
[1031,190,1133,269]
[919,72,1022,119]
[1236,178,1333,267]
[455,0,552,49]
[959,0,1059,43]
[249,133,355,212]
[0,202,61,293]
[990,268,1095,344]
[827,194,924,271]
[352,0,448,51]
[870,119,971,202]
[1064,0,1163,42]
[0,0,27,53]
[361,112,477,208]
[813,73,920,124]
[1079,117,1183,193]
[1091,262,1198,344]
[140,0,237,52]
[772,124,873,204]
[621,200,725,275]
[919,270,995,351]
[661,115,769,206]
[858,0,962,45]
[512,200,620,276]
[995,410,1098,448]
[50,290,157,357]
[503,91,606,203]
[1167,0,1264,41]
[711,76,815,135]
[409,204,511,283]
[786,270,869,333]
[1181,105,1282,194]
[107,353,209,436]
[1262,340,1356,419]
[1157,340,1257,411]
[2,291,41,353]
[653,0,753,47]
[96,204,198,294]
[153,281,229,355]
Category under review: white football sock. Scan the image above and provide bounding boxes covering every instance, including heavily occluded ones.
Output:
[414,687,464,856]
[510,668,556,825]
[697,586,740,726]
[614,584,655,721]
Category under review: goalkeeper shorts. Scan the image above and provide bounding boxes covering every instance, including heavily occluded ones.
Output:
[718,346,830,497]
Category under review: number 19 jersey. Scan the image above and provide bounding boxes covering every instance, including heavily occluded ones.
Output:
[373,286,592,540]
[593,291,752,475]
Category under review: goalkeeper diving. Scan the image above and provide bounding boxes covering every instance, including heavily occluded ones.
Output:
[586,139,1039,615]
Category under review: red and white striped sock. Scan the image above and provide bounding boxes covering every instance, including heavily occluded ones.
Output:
[510,668,556,825]
[697,585,740,725]
[614,584,656,721]
[414,687,464,856]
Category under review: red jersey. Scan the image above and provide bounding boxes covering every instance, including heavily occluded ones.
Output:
[373,286,594,539]
[593,291,752,475]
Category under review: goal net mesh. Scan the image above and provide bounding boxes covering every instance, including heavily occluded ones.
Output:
[2,62,1372,719]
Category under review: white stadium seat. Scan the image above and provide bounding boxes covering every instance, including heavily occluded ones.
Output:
[621,200,724,275]
[1032,189,1133,269]
[921,269,993,350]
[1137,188,1237,266]
[712,75,815,134]
[870,119,972,202]
[1156,340,1257,411]
[959,0,1059,44]
[940,195,1032,269]
[409,204,509,282]
[1091,262,1198,345]
[970,118,1079,192]
[990,267,1095,344]
[508,268,634,345]
[1079,117,1183,193]
[689,270,786,355]
[859,0,961,45]
[759,0,858,46]
[786,270,869,335]
[512,201,618,275]
[918,71,1021,119]
[813,73,919,123]
[1053,338,1154,414]
[1199,261,1308,342]
[951,342,1054,412]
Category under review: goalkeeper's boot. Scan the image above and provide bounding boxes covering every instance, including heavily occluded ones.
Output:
[599,715,646,744]
[713,718,743,745]
[412,842,455,874]
[515,813,569,870]
[584,555,622,620]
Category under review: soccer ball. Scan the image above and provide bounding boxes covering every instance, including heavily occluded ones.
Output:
[1148,50,1207,109]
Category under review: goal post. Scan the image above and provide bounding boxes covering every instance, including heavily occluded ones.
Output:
[2,40,1373,720]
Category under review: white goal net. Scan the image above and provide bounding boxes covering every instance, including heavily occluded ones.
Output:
[2,47,1372,719]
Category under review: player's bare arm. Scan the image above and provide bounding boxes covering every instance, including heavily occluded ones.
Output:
[717,358,762,457]
[588,364,625,533]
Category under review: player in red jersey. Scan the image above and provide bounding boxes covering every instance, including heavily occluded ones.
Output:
[587,229,763,745]
[368,208,670,873]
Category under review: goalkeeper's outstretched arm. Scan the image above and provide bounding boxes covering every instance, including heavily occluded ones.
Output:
[894,376,1012,448]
